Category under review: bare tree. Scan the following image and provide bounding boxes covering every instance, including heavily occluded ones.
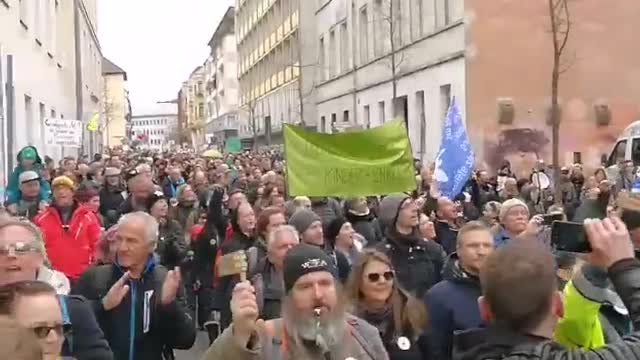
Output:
[374,0,408,124]
[548,0,572,204]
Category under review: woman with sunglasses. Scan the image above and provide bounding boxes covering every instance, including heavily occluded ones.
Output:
[0,281,66,360]
[346,250,428,360]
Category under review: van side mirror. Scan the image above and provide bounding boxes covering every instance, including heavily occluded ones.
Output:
[601,154,608,166]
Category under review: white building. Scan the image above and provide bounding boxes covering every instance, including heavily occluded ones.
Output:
[130,114,178,151]
[235,0,317,146]
[314,0,465,161]
[204,6,240,145]
[0,0,103,172]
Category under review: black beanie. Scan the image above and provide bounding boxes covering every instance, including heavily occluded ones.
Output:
[325,217,347,246]
[147,191,166,212]
[283,243,336,293]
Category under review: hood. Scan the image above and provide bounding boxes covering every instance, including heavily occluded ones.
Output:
[378,194,410,230]
[17,146,43,166]
[452,327,551,360]
[442,253,480,286]
[37,266,71,295]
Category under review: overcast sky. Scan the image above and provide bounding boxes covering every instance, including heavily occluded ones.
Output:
[98,0,233,115]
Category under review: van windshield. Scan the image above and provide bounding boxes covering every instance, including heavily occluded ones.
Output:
[633,138,640,166]
[608,140,627,167]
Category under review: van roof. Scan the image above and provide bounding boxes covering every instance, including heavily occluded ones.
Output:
[620,121,640,138]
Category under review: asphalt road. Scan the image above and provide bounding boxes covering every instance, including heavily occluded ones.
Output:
[175,331,210,360]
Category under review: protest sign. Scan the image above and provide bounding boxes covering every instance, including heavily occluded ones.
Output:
[225,137,242,153]
[284,119,416,197]
[44,118,82,148]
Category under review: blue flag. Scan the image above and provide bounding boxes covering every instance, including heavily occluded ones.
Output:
[434,97,475,199]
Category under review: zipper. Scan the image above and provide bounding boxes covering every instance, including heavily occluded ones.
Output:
[129,281,137,360]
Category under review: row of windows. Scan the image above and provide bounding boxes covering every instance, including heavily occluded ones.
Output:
[22,93,65,145]
[318,83,452,141]
[319,0,458,82]
[132,118,170,126]
[134,128,166,136]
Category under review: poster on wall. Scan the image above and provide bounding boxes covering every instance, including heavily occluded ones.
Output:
[44,118,82,148]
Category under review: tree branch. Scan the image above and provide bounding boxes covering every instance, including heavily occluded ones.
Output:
[557,0,571,55]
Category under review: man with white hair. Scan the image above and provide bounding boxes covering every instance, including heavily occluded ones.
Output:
[73,211,196,360]
[162,165,186,199]
[0,215,113,359]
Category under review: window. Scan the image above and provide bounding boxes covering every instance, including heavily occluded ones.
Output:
[339,22,349,73]
[392,0,403,46]
[378,101,385,124]
[608,140,627,167]
[24,95,33,144]
[416,91,426,158]
[440,84,451,121]
[331,113,337,132]
[359,6,369,64]
[319,36,326,81]
[436,0,451,28]
[50,109,56,119]
[363,105,371,128]
[34,0,43,43]
[320,116,326,132]
[343,110,350,123]
[329,29,336,78]
[410,0,424,40]
[374,0,384,57]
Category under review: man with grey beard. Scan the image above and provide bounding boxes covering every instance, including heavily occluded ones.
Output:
[202,243,388,360]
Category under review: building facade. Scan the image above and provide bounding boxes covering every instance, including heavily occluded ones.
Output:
[130,114,178,151]
[102,57,128,149]
[235,0,316,146]
[0,0,104,172]
[315,0,464,162]
[204,7,240,146]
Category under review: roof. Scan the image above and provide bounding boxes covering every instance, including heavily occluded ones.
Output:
[208,7,235,49]
[102,57,128,81]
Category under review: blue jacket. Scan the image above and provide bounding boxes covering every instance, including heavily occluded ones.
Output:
[6,146,51,205]
[72,256,196,360]
[424,253,484,360]
[162,177,185,199]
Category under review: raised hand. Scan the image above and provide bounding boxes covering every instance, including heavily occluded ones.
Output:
[102,272,130,311]
[584,217,635,269]
[161,267,182,305]
[230,281,262,346]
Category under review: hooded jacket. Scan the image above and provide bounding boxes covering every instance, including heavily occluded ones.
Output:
[345,207,383,246]
[6,146,51,205]
[34,203,102,279]
[451,258,640,360]
[73,257,196,360]
[376,195,445,299]
[425,253,484,359]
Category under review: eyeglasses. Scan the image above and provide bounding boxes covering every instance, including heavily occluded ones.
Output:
[367,271,394,283]
[30,324,72,339]
[0,241,40,256]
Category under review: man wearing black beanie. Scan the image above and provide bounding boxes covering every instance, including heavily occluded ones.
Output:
[202,243,388,360]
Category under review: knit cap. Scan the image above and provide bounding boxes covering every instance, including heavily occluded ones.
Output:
[289,209,321,235]
[325,216,348,242]
[283,243,336,292]
[499,198,529,223]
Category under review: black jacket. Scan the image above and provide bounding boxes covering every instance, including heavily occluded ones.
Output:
[73,258,196,360]
[345,210,383,246]
[359,300,428,360]
[62,295,114,360]
[376,229,446,299]
[157,219,187,270]
[452,258,640,360]
[99,186,125,227]
[434,220,459,255]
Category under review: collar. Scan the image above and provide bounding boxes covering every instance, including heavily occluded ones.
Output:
[114,254,157,279]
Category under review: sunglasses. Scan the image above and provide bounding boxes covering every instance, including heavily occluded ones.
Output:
[367,271,395,283]
[30,324,72,339]
[0,241,39,256]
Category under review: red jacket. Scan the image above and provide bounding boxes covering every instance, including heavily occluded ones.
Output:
[34,204,101,279]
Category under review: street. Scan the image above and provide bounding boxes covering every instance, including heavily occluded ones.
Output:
[175,331,209,360]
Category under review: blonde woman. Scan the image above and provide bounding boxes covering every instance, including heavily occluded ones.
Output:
[346,249,428,360]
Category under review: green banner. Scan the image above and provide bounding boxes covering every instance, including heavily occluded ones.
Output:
[225,137,243,153]
[284,119,416,197]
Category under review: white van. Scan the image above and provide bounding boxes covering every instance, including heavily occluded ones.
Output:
[604,121,640,179]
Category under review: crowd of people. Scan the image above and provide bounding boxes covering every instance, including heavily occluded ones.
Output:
[2,143,640,360]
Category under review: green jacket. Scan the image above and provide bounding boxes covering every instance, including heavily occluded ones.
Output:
[554,280,605,349]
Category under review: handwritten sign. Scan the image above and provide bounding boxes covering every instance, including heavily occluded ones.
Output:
[44,118,82,148]
[284,119,416,197]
